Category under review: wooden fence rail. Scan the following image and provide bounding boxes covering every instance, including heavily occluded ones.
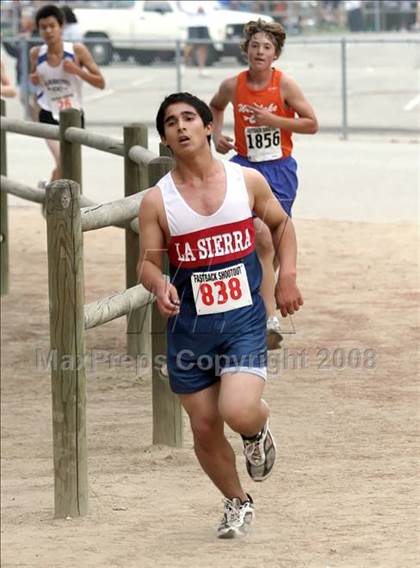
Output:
[1,104,183,519]
[64,126,124,156]
[81,195,142,233]
[84,284,152,330]
[0,115,159,164]
[1,116,59,139]
[0,175,142,233]
[128,144,157,166]
[1,175,50,203]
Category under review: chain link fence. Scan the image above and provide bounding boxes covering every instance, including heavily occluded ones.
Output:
[1,0,419,35]
[2,35,419,138]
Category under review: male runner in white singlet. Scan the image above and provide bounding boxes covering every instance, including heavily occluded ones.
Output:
[137,92,303,538]
[30,4,104,182]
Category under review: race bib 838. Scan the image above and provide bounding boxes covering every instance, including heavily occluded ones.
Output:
[191,263,253,316]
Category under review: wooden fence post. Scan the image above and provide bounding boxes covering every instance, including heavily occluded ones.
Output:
[0,99,9,295]
[124,124,150,358]
[148,157,183,448]
[46,179,87,518]
[159,142,172,158]
[59,109,82,190]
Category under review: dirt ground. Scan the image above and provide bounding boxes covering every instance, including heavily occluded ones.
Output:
[1,208,418,568]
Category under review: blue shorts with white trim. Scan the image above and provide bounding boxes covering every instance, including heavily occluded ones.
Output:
[166,298,267,394]
[230,154,298,217]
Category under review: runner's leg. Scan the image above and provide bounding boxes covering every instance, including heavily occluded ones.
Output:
[180,383,247,501]
[45,139,61,181]
[219,371,276,482]
[196,45,208,72]
[38,109,61,181]
[218,371,268,437]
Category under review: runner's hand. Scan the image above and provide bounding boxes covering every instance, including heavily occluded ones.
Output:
[30,72,40,85]
[63,59,81,76]
[156,280,180,318]
[214,134,236,154]
[249,105,276,127]
[275,274,304,317]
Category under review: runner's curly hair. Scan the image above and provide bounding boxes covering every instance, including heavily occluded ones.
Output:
[241,19,286,58]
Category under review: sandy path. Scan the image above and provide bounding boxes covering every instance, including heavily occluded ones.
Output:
[1,208,418,568]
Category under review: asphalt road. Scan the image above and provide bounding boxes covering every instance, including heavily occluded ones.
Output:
[4,128,418,223]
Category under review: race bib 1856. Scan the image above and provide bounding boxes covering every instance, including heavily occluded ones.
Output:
[191,263,252,316]
[245,126,281,162]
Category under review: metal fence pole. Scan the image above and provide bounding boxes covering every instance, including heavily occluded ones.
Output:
[374,0,381,32]
[340,37,348,141]
[20,37,31,121]
[175,39,182,92]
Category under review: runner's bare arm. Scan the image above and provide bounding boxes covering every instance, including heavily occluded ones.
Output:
[249,74,318,135]
[29,46,41,85]
[137,188,180,317]
[68,43,105,89]
[0,61,17,98]
[245,168,303,316]
[209,77,237,154]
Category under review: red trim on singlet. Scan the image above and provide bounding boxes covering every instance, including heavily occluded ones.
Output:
[168,217,255,269]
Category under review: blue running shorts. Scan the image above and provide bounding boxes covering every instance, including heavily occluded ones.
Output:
[230,155,298,217]
[167,300,267,395]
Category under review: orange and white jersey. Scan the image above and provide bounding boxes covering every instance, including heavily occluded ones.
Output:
[234,68,294,162]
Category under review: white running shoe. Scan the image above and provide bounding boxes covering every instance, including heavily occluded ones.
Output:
[217,494,255,539]
[243,421,277,482]
[266,315,283,350]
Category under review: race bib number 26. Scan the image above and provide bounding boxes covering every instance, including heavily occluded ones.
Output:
[57,97,73,111]
[191,263,252,316]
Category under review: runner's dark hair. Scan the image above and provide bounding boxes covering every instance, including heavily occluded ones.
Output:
[35,4,64,28]
[156,92,213,145]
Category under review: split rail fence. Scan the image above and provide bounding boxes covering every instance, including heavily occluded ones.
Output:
[0,101,183,519]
